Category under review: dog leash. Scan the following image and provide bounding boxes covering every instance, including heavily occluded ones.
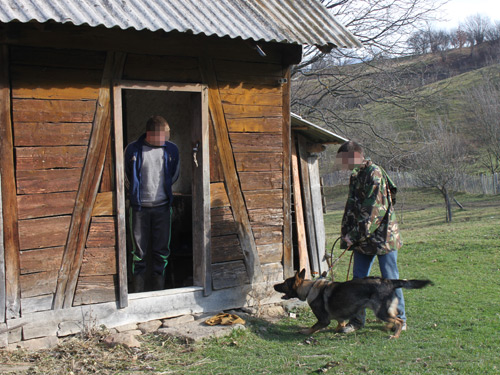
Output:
[328,236,354,281]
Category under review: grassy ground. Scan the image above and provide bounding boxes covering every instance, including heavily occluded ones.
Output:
[2,188,499,374]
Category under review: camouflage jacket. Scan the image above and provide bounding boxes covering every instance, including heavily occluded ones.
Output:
[340,161,402,255]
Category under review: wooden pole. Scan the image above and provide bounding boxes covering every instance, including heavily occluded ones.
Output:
[0,45,21,318]
[291,136,310,279]
[282,68,293,278]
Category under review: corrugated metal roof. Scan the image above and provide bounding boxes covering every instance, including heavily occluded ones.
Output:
[0,0,361,49]
[291,113,348,144]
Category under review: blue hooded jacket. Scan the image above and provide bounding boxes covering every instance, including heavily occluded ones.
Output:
[124,134,180,209]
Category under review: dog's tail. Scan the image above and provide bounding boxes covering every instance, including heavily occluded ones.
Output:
[391,279,433,290]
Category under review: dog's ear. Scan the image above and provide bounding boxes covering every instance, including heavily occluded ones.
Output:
[298,268,306,280]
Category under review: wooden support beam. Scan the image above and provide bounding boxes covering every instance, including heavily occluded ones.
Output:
[297,135,320,277]
[199,57,262,283]
[0,45,21,319]
[282,67,293,278]
[54,51,126,309]
[308,155,328,275]
[291,136,311,280]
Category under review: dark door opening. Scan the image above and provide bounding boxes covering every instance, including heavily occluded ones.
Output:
[122,89,196,291]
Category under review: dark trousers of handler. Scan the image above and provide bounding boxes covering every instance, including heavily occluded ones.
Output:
[131,204,171,292]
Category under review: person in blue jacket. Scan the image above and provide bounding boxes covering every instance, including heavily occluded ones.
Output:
[124,115,180,292]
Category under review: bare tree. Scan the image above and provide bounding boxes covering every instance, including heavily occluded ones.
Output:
[461,14,492,54]
[291,0,446,166]
[462,72,500,176]
[410,119,468,222]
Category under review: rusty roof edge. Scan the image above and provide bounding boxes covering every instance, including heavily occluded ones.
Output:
[291,113,348,144]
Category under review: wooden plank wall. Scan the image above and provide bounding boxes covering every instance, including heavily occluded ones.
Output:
[213,58,285,285]
[7,42,290,313]
[8,46,121,313]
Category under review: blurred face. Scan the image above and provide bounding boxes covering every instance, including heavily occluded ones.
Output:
[145,127,170,146]
[336,151,364,170]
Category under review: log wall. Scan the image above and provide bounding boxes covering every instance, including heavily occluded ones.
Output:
[1,26,294,315]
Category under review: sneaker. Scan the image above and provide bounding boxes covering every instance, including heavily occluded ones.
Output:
[338,323,362,334]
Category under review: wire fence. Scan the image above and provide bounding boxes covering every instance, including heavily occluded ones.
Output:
[322,171,500,195]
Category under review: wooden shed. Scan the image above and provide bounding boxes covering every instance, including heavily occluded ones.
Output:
[0,0,360,347]
[290,113,348,280]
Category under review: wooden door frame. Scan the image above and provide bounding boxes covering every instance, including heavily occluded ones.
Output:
[112,80,210,308]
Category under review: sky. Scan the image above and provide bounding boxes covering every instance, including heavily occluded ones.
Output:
[434,0,500,30]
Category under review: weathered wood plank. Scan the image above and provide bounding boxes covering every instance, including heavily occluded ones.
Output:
[12,99,96,123]
[190,89,212,296]
[20,294,53,314]
[209,116,224,183]
[0,45,21,318]
[291,135,310,279]
[16,168,81,195]
[282,68,293,278]
[211,235,244,263]
[211,207,238,237]
[226,117,282,133]
[200,57,262,283]
[11,65,101,100]
[73,275,117,306]
[0,172,5,322]
[220,91,282,107]
[55,52,126,309]
[15,146,87,170]
[211,261,249,290]
[229,133,283,153]
[20,270,58,298]
[123,54,201,82]
[253,226,283,246]
[222,104,282,119]
[239,171,282,191]
[10,46,106,70]
[218,83,281,96]
[248,208,284,226]
[86,217,117,248]
[234,152,283,172]
[210,182,230,208]
[215,60,283,78]
[99,136,115,192]
[91,191,115,216]
[13,122,92,147]
[80,247,117,276]
[298,135,319,277]
[18,216,71,250]
[309,155,328,275]
[257,243,283,264]
[216,72,284,86]
[244,190,283,210]
[20,247,64,274]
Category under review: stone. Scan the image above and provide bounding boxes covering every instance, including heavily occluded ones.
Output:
[138,320,162,334]
[264,305,285,317]
[114,323,138,333]
[103,332,141,348]
[8,336,59,351]
[162,315,195,328]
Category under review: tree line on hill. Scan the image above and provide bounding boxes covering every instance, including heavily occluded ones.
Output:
[408,14,500,55]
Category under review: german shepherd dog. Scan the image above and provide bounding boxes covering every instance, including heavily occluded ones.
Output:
[274,269,432,339]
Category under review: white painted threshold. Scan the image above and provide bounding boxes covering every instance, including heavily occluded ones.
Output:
[128,286,204,300]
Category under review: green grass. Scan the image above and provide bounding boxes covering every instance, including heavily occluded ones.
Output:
[4,188,499,374]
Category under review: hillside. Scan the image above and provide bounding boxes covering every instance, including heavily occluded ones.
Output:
[293,42,500,174]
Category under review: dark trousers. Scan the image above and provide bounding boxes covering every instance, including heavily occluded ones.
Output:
[131,205,172,276]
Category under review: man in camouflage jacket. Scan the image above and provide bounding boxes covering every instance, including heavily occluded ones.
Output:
[337,141,406,333]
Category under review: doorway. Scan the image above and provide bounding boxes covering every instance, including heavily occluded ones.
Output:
[113,82,210,305]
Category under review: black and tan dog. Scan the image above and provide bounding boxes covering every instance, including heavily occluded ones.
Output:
[274,269,432,339]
